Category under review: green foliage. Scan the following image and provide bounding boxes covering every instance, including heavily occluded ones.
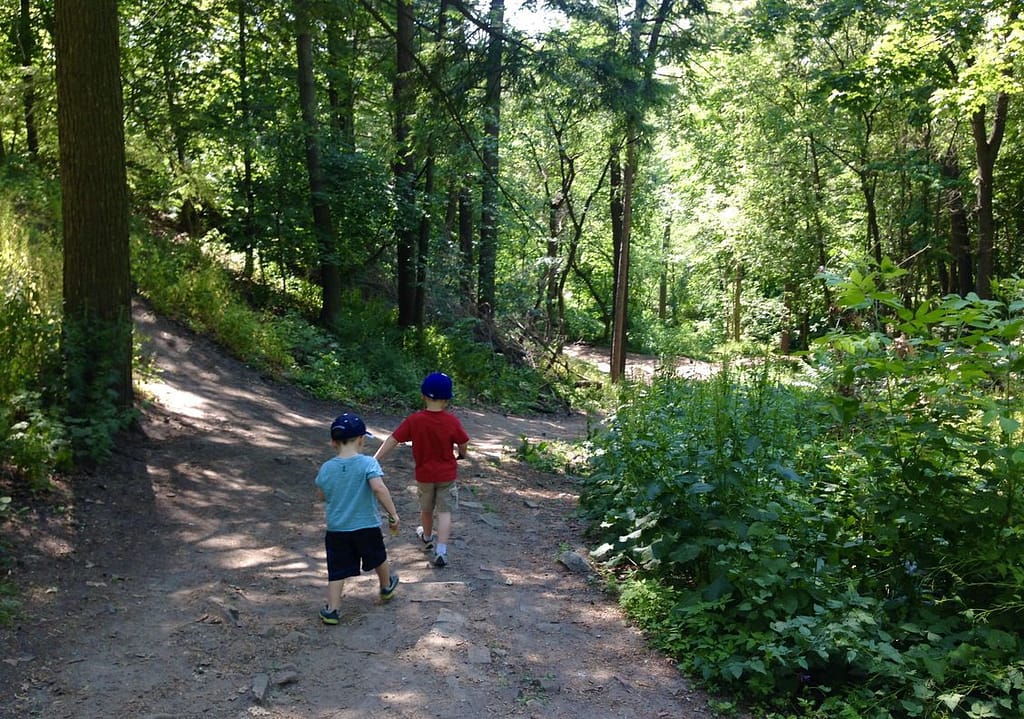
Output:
[514,436,585,474]
[61,315,137,464]
[0,195,69,484]
[0,495,19,625]
[131,229,566,414]
[580,261,1024,717]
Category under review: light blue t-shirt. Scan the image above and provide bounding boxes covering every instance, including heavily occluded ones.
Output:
[315,454,384,532]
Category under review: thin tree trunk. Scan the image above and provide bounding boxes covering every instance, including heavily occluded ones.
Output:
[19,0,39,160]
[477,0,503,319]
[238,0,256,278]
[415,156,434,326]
[459,183,474,305]
[609,145,623,351]
[808,136,832,310]
[326,11,357,150]
[610,0,674,383]
[941,147,973,296]
[295,1,342,326]
[546,192,565,340]
[393,0,417,327]
[972,94,1008,299]
[658,217,670,321]
[732,263,743,342]
[611,138,636,383]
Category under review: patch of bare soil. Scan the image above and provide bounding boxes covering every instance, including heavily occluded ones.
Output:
[563,343,718,383]
[1,305,722,719]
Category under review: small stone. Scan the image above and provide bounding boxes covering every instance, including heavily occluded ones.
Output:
[558,551,591,574]
[251,673,270,703]
[273,670,299,686]
[479,514,504,529]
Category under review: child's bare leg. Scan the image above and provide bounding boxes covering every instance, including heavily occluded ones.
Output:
[374,560,392,588]
[326,579,344,611]
[420,509,434,539]
[435,511,452,546]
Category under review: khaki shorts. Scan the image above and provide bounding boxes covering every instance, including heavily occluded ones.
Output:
[417,481,454,513]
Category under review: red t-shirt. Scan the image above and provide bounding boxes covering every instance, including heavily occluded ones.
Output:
[391,409,470,483]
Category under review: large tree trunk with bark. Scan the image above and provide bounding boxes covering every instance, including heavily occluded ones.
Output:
[55,0,133,414]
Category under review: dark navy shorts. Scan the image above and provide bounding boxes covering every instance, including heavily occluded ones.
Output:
[324,526,387,580]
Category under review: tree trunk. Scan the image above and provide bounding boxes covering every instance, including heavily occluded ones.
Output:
[858,171,882,265]
[19,0,39,160]
[415,155,434,326]
[610,0,674,383]
[393,0,418,327]
[807,135,833,311]
[611,139,636,383]
[326,9,357,151]
[609,145,623,355]
[941,147,973,296]
[546,192,566,340]
[971,94,1008,299]
[459,183,474,305]
[238,0,256,278]
[55,0,133,414]
[477,0,504,319]
[295,1,342,326]
[658,217,670,321]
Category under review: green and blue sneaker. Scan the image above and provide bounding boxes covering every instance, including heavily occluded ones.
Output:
[319,606,340,625]
[380,574,399,601]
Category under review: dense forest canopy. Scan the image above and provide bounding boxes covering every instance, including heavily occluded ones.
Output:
[2,1,1021,353]
[2,2,1024,717]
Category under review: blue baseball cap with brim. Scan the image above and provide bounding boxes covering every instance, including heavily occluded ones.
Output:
[330,413,373,441]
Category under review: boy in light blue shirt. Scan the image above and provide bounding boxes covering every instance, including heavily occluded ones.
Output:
[314,413,400,624]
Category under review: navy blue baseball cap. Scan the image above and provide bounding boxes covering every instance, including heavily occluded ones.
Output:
[330,413,373,441]
[421,372,453,400]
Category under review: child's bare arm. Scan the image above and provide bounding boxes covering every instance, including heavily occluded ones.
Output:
[373,435,398,462]
[369,476,399,526]
[456,442,469,460]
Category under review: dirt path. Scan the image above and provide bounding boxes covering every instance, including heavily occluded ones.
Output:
[1,306,718,719]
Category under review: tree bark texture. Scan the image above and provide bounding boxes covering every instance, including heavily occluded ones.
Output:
[55,0,132,410]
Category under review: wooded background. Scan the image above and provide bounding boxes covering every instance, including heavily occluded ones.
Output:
[8,0,1021,383]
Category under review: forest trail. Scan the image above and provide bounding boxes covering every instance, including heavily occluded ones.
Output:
[1,303,720,719]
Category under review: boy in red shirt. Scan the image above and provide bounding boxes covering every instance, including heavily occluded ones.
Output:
[374,372,469,567]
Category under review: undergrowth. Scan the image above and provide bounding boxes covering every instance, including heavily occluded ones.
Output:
[131,229,568,413]
[581,261,1024,718]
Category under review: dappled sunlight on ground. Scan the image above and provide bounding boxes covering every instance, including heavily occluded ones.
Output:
[0,302,723,719]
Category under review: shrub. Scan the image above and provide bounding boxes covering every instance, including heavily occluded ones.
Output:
[579,261,1024,717]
